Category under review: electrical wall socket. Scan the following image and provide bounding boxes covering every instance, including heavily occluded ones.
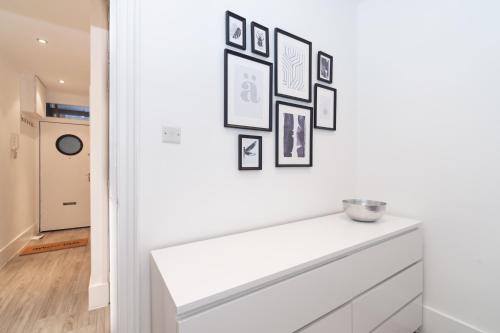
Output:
[162,126,181,144]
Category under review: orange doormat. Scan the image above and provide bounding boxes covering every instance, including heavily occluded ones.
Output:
[20,238,88,255]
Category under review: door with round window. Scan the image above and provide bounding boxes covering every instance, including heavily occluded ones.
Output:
[40,122,90,231]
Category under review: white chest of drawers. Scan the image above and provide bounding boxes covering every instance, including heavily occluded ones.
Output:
[151,213,423,333]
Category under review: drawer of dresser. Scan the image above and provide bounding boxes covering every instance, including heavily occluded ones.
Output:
[372,296,422,333]
[350,229,422,296]
[178,256,353,333]
[298,304,352,333]
[352,262,423,333]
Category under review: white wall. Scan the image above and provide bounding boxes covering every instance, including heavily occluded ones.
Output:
[46,90,89,107]
[356,1,500,332]
[136,0,358,331]
[89,0,109,311]
[0,54,36,268]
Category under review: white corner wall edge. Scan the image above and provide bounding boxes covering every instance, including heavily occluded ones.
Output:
[88,0,110,312]
[423,306,486,333]
[89,282,110,310]
[0,224,35,270]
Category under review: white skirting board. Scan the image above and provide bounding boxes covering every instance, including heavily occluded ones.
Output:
[0,224,35,270]
[89,281,110,310]
[423,306,485,333]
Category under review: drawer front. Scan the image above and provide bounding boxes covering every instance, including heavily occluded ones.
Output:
[351,229,422,296]
[352,262,423,333]
[372,296,422,333]
[179,256,353,333]
[299,304,352,333]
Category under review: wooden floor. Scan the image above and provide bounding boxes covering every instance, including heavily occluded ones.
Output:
[0,228,110,333]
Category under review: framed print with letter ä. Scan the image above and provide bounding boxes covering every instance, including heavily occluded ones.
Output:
[275,101,313,167]
[274,28,312,102]
[314,84,337,130]
[224,49,273,131]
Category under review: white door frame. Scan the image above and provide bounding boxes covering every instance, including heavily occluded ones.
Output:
[109,0,140,331]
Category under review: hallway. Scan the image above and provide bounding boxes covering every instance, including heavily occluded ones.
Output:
[0,228,109,333]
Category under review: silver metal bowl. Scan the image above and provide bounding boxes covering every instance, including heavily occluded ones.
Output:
[343,199,387,222]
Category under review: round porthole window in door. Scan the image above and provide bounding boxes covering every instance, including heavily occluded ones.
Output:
[55,134,83,156]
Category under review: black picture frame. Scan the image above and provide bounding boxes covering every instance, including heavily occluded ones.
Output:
[225,11,246,50]
[274,28,312,103]
[224,49,273,131]
[238,135,262,170]
[251,22,269,57]
[314,83,337,130]
[317,51,333,84]
[275,101,313,167]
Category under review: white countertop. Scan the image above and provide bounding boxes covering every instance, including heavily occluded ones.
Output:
[151,213,421,315]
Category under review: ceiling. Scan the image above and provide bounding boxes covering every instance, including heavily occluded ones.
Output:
[0,0,90,95]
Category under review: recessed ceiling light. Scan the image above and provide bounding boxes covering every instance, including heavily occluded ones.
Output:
[37,38,48,44]
[58,80,65,84]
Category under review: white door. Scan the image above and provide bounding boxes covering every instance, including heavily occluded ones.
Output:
[40,121,90,231]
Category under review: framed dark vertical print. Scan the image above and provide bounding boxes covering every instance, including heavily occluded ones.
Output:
[251,22,269,57]
[224,49,273,131]
[275,101,313,167]
[317,51,333,84]
[314,84,337,130]
[274,28,312,102]
[226,11,246,50]
[238,135,262,170]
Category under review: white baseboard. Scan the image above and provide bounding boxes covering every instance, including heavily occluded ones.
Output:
[423,305,486,333]
[89,281,110,310]
[0,224,35,270]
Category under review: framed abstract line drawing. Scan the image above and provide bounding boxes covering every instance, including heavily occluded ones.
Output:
[317,51,333,84]
[224,49,273,131]
[226,11,246,50]
[274,28,312,102]
[238,135,262,170]
[251,22,269,57]
[275,101,313,167]
[314,84,337,130]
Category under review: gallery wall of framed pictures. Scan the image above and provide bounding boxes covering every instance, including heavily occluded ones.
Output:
[223,10,338,170]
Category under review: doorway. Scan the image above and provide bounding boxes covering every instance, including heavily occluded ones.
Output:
[40,121,90,231]
[0,0,110,331]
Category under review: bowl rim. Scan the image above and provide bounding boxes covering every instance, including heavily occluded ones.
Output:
[342,199,387,207]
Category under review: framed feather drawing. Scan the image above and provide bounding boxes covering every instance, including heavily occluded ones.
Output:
[226,11,246,50]
[274,28,312,102]
[238,135,262,170]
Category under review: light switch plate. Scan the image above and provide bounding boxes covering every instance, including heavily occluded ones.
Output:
[162,126,181,144]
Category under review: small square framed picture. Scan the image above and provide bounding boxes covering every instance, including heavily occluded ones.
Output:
[276,101,313,167]
[226,11,246,50]
[239,135,262,170]
[317,51,333,84]
[251,22,269,57]
[314,84,337,130]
